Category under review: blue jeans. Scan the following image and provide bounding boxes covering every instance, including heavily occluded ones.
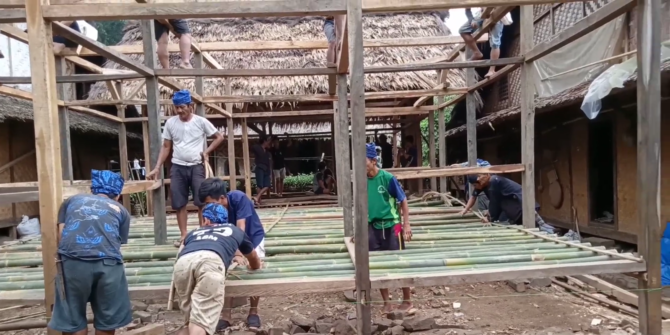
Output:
[459,19,503,49]
[323,19,336,43]
[255,166,271,189]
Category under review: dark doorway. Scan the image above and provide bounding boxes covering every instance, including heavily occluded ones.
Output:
[588,119,616,225]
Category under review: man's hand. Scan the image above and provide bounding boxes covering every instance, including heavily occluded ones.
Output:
[146,169,159,180]
[233,255,248,266]
[471,20,479,29]
[458,208,469,216]
[403,223,412,242]
[481,216,491,226]
[201,152,209,165]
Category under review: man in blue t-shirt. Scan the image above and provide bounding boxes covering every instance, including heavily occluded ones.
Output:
[174,203,261,335]
[49,170,133,335]
[198,178,266,330]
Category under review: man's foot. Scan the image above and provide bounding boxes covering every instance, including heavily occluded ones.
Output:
[173,238,183,248]
[469,52,484,61]
[382,304,397,314]
[216,319,231,332]
[326,61,336,68]
[179,62,193,69]
[247,314,261,329]
[396,302,416,316]
[485,71,496,78]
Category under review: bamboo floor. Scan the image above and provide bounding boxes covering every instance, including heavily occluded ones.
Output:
[0,199,646,306]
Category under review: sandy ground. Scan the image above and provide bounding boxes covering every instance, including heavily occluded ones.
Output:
[0,281,650,335]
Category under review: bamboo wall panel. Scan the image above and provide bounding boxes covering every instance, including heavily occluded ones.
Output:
[0,124,12,221]
[570,120,589,228]
[615,112,637,234]
[10,123,39,220]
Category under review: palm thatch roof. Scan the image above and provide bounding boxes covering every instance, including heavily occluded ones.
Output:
[87,14,482,113]
[0,95,140,139]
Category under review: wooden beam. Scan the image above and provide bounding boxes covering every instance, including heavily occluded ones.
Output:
[392,164,525,180]
[520,6,535,229]
[574,275,670,318]
[465,50,477,167]
[336,15,349,74]
[0,149,35,175]
[52,21,154,76]
[0,73,145,84]
[225,80,236,191]
[335,74,353,237]
[55,56,73,182]
[636,0,662,329]
[428,110,436,190]
[25,0,62,332]
[241,118,252,198]
[193,52,205,116]
[141,20,168,245]
[154,67,336,77]
[365,57,523,74]
[0,9,26,23]
[525,0,635,62]
[116,81,131,211]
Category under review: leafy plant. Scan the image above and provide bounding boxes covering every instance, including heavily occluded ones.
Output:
[420,96,456,166]
[283,174,314,191]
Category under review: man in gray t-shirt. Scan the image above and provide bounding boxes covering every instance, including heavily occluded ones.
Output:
[252,136,273,205]
[147,90,224,247]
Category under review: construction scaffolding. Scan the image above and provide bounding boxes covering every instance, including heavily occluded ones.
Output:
[0,0,663,334]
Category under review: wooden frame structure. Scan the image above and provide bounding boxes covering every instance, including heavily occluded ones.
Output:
[0,0,662,333]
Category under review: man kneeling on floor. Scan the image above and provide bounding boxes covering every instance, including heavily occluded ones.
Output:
[174,203,261,335]
[366,143,415,314]
[198,178,266,330]
[49,170,132,335]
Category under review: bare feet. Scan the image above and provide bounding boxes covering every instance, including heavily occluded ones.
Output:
[485,71,496,78]
[382,303,396,314]
[469,52,484,61]
[396,301,416,315]
[179,62,193,69]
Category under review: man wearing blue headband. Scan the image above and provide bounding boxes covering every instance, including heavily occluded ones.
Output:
[49,170,133,335]
[147,89,224,247]
[365,143,414,314]
[173,203,261,335]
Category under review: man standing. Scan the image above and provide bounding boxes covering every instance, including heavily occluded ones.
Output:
[49,170,132,335]
[252,136,272,205]
[365,143,414,314]
[402,136,418,167]
[147,90,224,247]
[270,136,287,197]
[173,203,261,335]
[375,132,394,169]
[458,8,508,78]
[198,178,266,330]
[154,19,193,69]
[459,174,555,233]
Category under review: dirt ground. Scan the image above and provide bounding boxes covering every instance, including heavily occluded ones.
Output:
[0,281,650,335]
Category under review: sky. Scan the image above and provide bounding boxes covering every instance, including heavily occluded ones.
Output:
[443,9,469,36]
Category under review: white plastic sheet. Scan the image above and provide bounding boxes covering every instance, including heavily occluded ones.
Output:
[16,215,41,238]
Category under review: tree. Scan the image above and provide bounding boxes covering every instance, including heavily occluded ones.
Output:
[420,96,455,166]
[93,21,125,46]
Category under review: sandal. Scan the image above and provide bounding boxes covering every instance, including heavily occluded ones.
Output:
[247,314,261,329]
[173,239,183,248]
[216,319,231,332]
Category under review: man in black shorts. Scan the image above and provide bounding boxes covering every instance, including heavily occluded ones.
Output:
[154,19,192,69]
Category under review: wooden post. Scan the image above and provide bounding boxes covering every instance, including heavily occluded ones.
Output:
[141,21,168,245]
[520,6,536,229]
[25,0,63,332]
[635,0,662,331]
[55,56,73,182]
[334,75,353,237]
[438,108,447,193]
[116,81,131,211]
[465,52,477,167]
[142,106,154,216]
[193,52,205,117]
[225,79,236,191]
[428,112,436,190]
[347,0,371,331]
[242,118,252,198]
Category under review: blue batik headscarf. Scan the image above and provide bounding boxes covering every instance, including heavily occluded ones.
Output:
[90,170,125,198]
[203,203,229,224]
[172,90,192,106]
[366,143,377,160]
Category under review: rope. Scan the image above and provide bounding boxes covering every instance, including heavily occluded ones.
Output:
[420,191,453,207]
[264,205,289,233]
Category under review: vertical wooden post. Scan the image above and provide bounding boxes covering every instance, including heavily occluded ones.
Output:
[242,118,252,198]
[438,108,447,193]
[635,0,662,331]
[141,21,167,245]
[520,6,536,229]
[428,112,436,190]
[225,79,236,191]
[335,75,353,237]
[142,106,154,216]
[347,0,371,331]
[55,56,73,182]
[116,81,131,211]
[465,53,477,167]
[25,0,63,332]
[193,52,205,117]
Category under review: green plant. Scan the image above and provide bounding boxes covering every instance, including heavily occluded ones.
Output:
[420,96,456,166]
[283,174,314,191]
[129,192,147,215]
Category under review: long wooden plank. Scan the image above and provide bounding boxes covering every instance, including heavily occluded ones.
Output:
[365,57,523,74]
[241,118,252,199]
[55,57,74,182]
[335,74,353,237]
[0,73,145,84]
[636,0,663,330]
[574,275,670,318]
[225,80,236,192]
[393,164,525,180]
[0,9,26,23]
[154,67,336,77]
[52,21,154,76]
[525,0,635,62]
[428,111,436,190]
[519,6,535,229]
[465,50,477,167]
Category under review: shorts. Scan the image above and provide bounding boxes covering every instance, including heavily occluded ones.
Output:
[323,19,336,43]
[49,256,132,332]
[273,168,286,179]
[458,19,504,49]
[255,166,271,189]
[368,224,405,251]
[173,251,226,335]
[53,21,80,48]
[154,19,191,41]
[170,163,206,209]
[254,238,266,258]
[314,186,325,195]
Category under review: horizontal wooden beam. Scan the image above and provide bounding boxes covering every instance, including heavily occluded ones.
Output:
[0,73,145,84]
[366,57,524,74]
[392,163,525,180]
[0,180,159,205]
[0,9,26,23]
[154,67,337,77]
[525,0,635,62]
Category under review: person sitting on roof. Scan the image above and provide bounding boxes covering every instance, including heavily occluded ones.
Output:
[451,158,491,212]
[323,16,337,67]
[459,8,512,78]
[154,19,193,69]
[313,162,335,195]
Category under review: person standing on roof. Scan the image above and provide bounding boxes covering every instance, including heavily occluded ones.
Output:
[172,203,261,335]
[48,170,132,335]
[154,19,193,69]
[146,90,224,247]
[459,8,512,78]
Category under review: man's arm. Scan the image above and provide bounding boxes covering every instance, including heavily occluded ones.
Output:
[388,176,411,241]
[236,218,247,234]
[244,250,262,270]
[204,132,224,156]
[460,196,477,215]
[465,8,474,20]
[147,139,172,179]
[119,210,131,245]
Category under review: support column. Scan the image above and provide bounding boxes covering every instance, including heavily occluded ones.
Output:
[635,0,662,331]
[334,75,353,237]
[142,106,154,216]
[242,118,252,198]
[438,108,447,193]
[194,52,205,117]
[347,0,371,331]
[520,6,536,229]
[141,21,167,245]
[116,81,130,211]
[465,53,477,167]
[25,0,63,332]
[55,56,73,182]
[428,112,436,190]
[226,79,237,191]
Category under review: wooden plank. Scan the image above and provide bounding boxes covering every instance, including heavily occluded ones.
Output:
[428,110,436,190]
[116,81,131,211]
[142,106,153,216]
[525,0,635,62]
[371,260,646,291]
[520,6,535,229]
[225,80,236,191]
[24,0,63,332]
[52,21,154,76]
[154,67,336,77]
[335,74,353,237]
[366,57,523,74]
[552,279,641,316]
[141,20,168,245]
[465,51,477,167]
[344,236,356,265]
[193,52,205,116]
[55,57,73,182]
[393,164,525,180]
[336,15,349,74]
[574,275,670,318]
[0,191,39,205]
[124,324,165,335]
[0,73,145,84]
[636,0,662,330]
[0,9,26,24]
[438,97,447,192]
[0,149,35,175]
[241,118,252,199]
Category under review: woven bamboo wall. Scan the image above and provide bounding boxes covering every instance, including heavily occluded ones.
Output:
[0,122,40,223]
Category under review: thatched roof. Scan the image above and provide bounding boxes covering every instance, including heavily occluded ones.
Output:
[87,14,482,112]
[0,95,141,139]
[445,59,670,137]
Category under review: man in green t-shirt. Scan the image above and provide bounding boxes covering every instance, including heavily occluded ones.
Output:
[366,143,414,314]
